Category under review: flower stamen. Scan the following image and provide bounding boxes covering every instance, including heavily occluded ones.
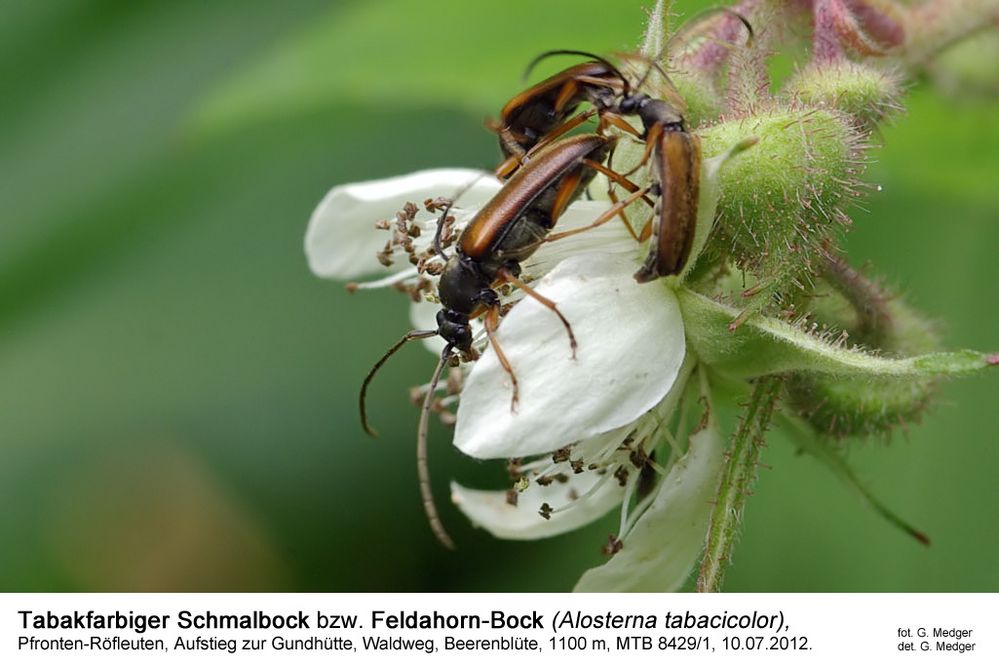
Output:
[617,467,640,537]
[548,470,617,515]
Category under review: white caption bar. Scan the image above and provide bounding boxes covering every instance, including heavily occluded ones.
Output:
[0,593,993,665]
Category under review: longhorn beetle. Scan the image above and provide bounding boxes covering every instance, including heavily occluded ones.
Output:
[490,55,630,180]
[521,10,753,280]
[491,8,753,180]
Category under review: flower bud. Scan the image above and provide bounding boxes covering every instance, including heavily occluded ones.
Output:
[672,69,724,127]
[788,369,935,440]
[787,268,942,439]
[785,60,902,131]
[698,107,864,312]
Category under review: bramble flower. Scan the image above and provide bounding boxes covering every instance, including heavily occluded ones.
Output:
[305,156,994,592]
[306,133,748,589]
[307,0,999,591]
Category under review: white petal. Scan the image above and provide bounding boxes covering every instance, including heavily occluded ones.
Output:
[573,416,724,592]
[454,252,685,459]
[451,464,625,540]
[305,168,500,279]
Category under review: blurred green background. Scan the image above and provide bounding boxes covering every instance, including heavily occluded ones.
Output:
[1,0,996,592]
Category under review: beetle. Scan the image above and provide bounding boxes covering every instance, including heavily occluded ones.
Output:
[615,93,703,281]
[555,11,754,280]
[493,8,753,182]
[609,8,755,280]
[491,70,700,279]
[491,51,664,240]
[359,132,629,548]
[490,54,630,181]
[494,13,752,270]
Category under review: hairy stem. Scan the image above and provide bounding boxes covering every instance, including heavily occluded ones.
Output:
[813,0,847,62]
[696,374,784,592]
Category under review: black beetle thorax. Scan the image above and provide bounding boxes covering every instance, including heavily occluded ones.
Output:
[638,98,685,132]
[438,255,492,315]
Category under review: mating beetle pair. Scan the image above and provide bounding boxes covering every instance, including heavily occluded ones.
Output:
[360,11,752,548]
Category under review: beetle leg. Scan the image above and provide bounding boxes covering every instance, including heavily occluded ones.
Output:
[484,304,519,412]
[604,188,640,242]
[638,215,655,242]
[622,123,662,176]
[545,184,653,243]
[497,266,577,359]
[599,111,643,138]
[580,157,656,243]
[582,158,655,204]
[524,109,598,158]
[553,79,581,114]
[495,153,523,180]
[600,141,638,241]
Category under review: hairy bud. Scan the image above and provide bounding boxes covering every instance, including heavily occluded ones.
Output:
[699,107,865,317]
[672,69,725,127]
[787,261,942,439]
[785,60,903,131]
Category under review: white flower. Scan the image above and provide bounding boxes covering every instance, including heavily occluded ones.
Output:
[306,147,741,591]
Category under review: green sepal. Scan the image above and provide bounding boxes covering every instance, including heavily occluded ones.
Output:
[678,287,996,380]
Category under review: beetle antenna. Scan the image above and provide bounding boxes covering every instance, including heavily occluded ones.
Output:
[432,200,454,262]
[632,57,678,98]
[432,171,491,262]
[360,329,438,437]
[523,50,630,97]
[417,344,457,549]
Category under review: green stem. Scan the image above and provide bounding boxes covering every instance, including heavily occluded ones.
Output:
[696,374,784,592]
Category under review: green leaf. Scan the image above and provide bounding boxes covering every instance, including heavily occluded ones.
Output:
[188,0,648,136]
